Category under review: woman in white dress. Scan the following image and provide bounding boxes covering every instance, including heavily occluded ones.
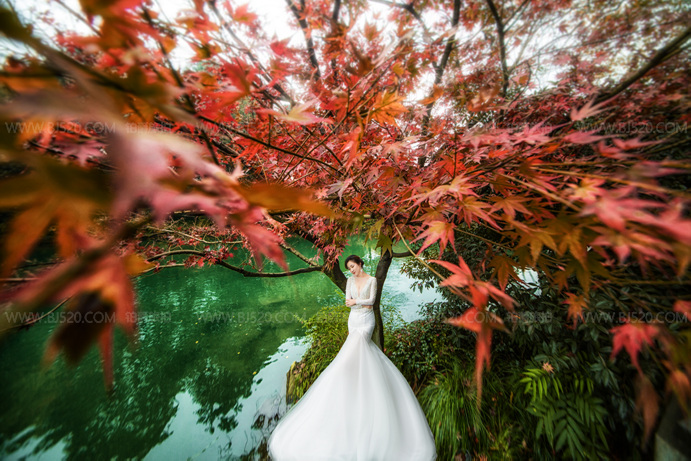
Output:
[268,255,437,461]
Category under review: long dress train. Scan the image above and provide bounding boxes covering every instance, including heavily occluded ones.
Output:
[268,276,437,461]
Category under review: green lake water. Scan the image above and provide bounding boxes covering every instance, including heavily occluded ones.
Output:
[0,240,439,460]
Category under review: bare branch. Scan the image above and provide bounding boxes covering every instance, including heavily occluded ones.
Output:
[504,0,530,32]
[54,0,101,35]
[143,225,240,245]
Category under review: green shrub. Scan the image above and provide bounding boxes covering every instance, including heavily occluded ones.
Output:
[418,360,487,460]
[286,304,350,402]
[518,362,609,460]
[286,302,404,402]
[385,313,475,391]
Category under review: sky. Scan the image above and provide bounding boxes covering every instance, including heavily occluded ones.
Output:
[0,0,414,104]
[2,0,300,62]
[2,0,394,66]
[1,0,587,112]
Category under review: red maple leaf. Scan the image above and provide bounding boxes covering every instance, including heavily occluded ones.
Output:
[570,98,608,121]
[580,192,665,232]
[447,307,508,403]
[674,300,691,322]
[430,257,473,289]
[8,251,151,389]
[610,320,659,374]
[564,130,609,145]
[413,220,456,255]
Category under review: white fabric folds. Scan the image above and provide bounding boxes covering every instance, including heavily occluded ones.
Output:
[268,277,437,461]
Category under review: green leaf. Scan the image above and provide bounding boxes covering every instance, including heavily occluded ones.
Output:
[567,406,581,423]
[568,417,585,440]
[375,233,393,256]
[555,428,568,451]
[536,418,544,439]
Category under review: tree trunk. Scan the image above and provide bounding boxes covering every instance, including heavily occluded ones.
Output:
[315,251,394,350]
[372,249,393,350]
[323,257,348,292]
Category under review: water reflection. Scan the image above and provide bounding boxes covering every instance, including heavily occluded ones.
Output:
[0,239,439,459]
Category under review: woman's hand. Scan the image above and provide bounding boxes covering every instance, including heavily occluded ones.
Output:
[345,299,356,307]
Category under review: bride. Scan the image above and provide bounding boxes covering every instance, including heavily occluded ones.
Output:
[268,255,437,460]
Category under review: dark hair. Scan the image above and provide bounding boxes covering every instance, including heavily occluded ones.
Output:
[344,255,364,268]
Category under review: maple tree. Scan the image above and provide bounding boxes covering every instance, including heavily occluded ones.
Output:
[0,0,690,445]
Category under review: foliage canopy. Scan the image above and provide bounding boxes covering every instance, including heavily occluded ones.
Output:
[0,0,689,441]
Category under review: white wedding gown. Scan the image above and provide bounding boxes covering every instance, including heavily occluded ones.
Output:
[268,276,437,461]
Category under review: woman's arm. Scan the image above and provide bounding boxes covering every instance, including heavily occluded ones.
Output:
[356,278,377,306]
[345,277,356,307]
[345,277,352,300]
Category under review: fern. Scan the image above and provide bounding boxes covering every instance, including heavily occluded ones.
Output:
[519,365,609,460]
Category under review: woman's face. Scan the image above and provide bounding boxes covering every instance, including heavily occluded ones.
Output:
[347,261,363,276]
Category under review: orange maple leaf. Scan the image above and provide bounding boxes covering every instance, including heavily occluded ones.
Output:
[467,85,500,112]
[666,369,691,414]
[413,220,456,255]
[0,158,110,279]
[369,91,407,126]
[232,3,258,24]
[5,251,150,390]
[418,85,444,105]
[488,254,520,291]
[635,374,659,444]
[564,293,588,328]
[259,100,329,125]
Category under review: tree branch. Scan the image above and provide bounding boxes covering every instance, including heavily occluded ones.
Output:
[141,7,221,166]
[332,0,342,22]
[504,0,530,32]
[280,241,321,267]
[595,24,691,104]
[419,0,461,166]
[198,115,341,174]
[207,1,295,105]
[286,0,321,80]
[485,0,509,97]
[369,0,423,23]
[146,249,324,277]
